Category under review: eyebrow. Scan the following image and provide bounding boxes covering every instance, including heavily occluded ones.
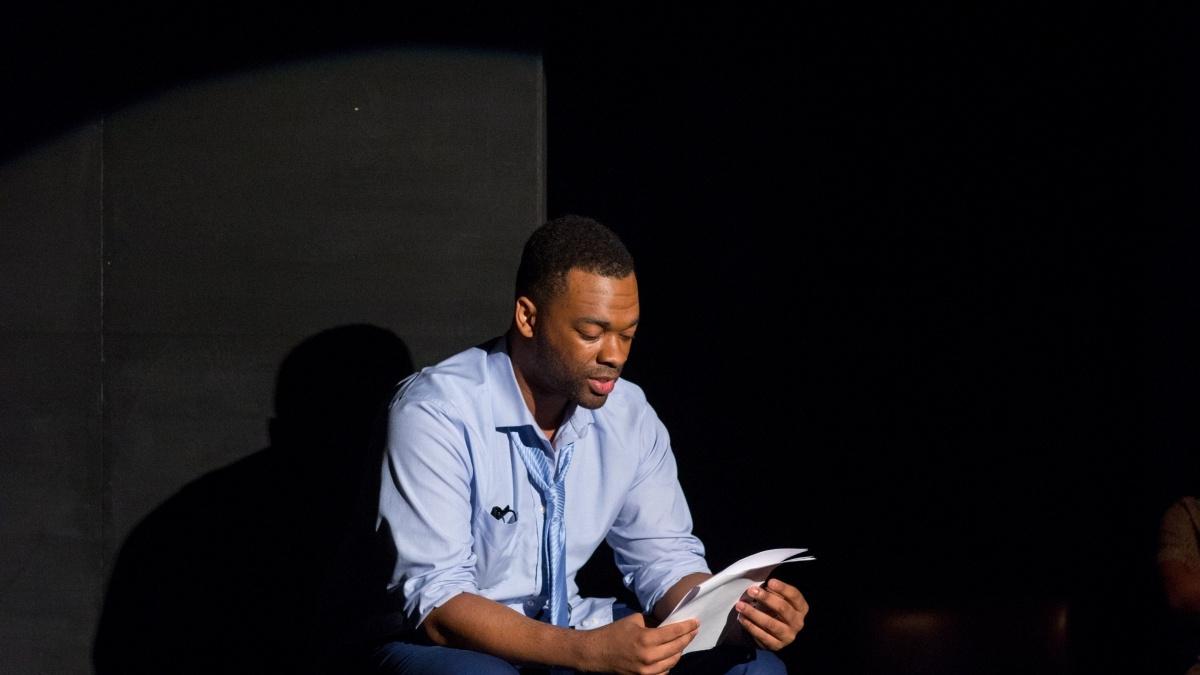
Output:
[577,317,640,331]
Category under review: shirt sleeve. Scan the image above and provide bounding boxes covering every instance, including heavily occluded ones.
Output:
[1159,498,1200,565]
[378,395,479,628]
[605,406,710,614]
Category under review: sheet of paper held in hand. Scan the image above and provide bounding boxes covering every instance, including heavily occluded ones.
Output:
[662,548,815,655]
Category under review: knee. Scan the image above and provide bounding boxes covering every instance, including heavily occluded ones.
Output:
[744,649,787,675]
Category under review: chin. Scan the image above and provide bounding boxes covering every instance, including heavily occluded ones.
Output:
[575,391,610,410]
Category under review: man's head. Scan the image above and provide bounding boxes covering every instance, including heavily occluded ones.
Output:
[511,215,638,412]
[515,214,636,307]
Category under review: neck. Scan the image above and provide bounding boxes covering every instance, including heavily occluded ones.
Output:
[507,330,568,443]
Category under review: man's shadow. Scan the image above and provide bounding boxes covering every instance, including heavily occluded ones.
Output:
[93,324,415,674]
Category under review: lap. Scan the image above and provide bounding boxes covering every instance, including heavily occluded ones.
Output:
[366,641,785,675]
[366,604,784,675]
[368,640,520,675]
[673,646,787,675]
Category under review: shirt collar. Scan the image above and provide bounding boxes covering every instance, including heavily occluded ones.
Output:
[487,335,596,445]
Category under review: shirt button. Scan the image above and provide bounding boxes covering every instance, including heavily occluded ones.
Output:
[540,505,546,514]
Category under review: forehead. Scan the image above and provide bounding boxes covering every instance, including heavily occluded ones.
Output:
[552,268,639,320]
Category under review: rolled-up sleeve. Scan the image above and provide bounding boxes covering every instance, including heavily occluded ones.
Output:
[379,396,479,628]
[606,408,710,614]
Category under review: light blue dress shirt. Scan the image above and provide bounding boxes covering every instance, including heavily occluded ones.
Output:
[378,336,710,631]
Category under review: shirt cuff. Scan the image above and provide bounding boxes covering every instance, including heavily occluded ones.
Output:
[406,583,475,629]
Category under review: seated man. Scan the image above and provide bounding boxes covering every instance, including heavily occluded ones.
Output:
[370,216,807,674]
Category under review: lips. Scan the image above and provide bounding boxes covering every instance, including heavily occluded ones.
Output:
[588,377,617,396]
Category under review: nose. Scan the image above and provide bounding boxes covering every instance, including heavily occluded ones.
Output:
[597,333,629,372]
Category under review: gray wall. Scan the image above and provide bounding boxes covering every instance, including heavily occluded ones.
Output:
[0,49,543,673]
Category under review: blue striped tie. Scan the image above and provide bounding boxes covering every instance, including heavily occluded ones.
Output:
[515,437,575,627]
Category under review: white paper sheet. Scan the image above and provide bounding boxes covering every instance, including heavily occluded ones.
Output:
[662,548,814,654]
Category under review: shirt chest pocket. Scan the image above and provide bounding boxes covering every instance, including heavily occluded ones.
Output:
[472,509,532,589]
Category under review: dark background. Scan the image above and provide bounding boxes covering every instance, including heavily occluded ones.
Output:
[2,4,1197,673]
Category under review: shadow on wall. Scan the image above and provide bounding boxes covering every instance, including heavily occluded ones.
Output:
[93,324,415,674]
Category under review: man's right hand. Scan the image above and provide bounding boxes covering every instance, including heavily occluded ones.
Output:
[579,612,699,674]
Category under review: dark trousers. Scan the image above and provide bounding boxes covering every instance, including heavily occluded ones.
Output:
[366,604,787,675]
[368,641,786,675]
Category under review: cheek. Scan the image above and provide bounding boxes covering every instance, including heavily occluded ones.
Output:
[564,345,592,370]
[564,346,599,377]
[543,334,586,373]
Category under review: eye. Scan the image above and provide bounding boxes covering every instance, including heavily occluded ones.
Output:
[578,330,602,342]
[619,333,635,343]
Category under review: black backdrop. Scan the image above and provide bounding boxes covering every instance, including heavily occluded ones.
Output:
[2,5,1197,674]
[547,9,1197,672]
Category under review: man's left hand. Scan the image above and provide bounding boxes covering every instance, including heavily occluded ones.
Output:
[733,578,809,651]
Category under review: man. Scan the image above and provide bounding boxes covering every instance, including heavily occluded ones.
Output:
[370,216,807,674]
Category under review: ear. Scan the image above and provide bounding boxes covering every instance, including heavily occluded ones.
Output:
[514,296,537,339]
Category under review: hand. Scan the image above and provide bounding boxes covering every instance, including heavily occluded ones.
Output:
[734,578,809,651]
[580,611,699,674]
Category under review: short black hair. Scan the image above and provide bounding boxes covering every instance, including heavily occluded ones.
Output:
[515,215,635,304]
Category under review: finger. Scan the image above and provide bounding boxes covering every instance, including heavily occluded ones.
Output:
[642,627,696,671]
[643,650,685,675]
[747,586,796,623]
[765,579,809,614]
[738,611,788,651]
[634,652,683,675]
[736,600,792,641]
[645,623,698,658]
[648,618,699,644]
